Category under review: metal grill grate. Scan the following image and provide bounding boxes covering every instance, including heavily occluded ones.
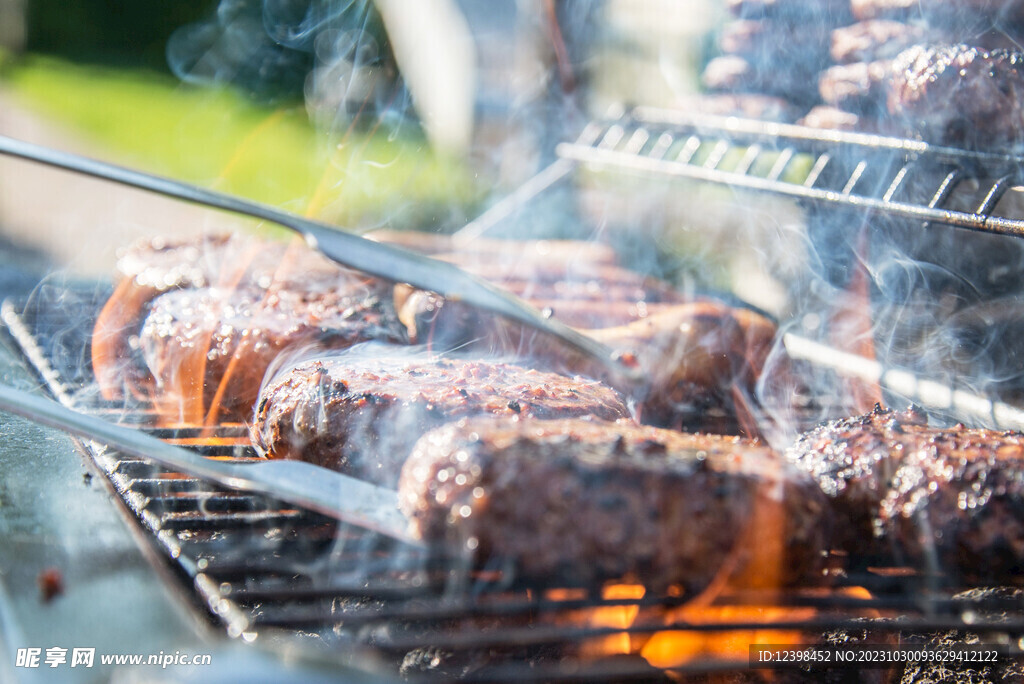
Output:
[5,286,1024,681]
[557,107,1024,240]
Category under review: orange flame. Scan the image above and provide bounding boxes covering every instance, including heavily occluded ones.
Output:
[578,584,647,658]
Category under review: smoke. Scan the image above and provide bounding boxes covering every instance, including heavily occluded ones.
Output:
[167,0,409,132]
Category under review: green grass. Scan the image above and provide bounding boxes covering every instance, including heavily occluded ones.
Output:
[2,56,480,229]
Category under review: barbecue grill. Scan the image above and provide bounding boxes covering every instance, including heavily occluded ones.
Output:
[4,105,1024,681]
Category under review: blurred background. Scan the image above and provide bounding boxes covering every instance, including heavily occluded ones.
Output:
[0,0,719,279]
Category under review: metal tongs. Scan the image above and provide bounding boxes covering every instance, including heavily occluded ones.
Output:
[0,384,418,544]
[0,135,645,392]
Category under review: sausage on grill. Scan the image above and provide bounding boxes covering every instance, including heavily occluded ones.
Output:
[251,354,632,485]
[400,417,831,591]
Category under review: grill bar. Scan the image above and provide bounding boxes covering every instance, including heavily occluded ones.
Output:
[558,108,1024,240]
[8,105,1024,678]
[7,260,1024,681]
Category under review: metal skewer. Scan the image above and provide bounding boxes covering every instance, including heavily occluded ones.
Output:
[0,135,645,391]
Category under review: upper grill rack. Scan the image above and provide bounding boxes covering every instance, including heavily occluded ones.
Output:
[558,106,1024,239]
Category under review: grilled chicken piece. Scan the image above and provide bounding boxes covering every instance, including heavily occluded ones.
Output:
[400,417,830,591]
[251,354,631,486]
[788,405,1024,583]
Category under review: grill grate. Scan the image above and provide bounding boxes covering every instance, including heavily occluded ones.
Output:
[558,106,1024,240]
[5,293,1024,677]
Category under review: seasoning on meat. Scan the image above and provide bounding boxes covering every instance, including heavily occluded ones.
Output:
[252,354,632,486]
[788,404,1024,583]
[400,417,830,591]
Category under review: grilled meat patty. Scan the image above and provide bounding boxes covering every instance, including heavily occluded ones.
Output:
[400,417,830,591]
[788,405,1024,582]
[889,44,1024,148]
[141,287,405,423]
[252,354,632,486]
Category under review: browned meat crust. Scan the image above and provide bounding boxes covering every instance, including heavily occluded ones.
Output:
[786,405,915,555]
[400,417,830,591]
[252,355,631,485]
[92,234,232,401]
[395,295,777,433]
[94,232,624,412]
[883,423,1024,584]
[393,265,687,345]
[788,405,1024,583]
[888,44,1024,148]
[141,287,405,423]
